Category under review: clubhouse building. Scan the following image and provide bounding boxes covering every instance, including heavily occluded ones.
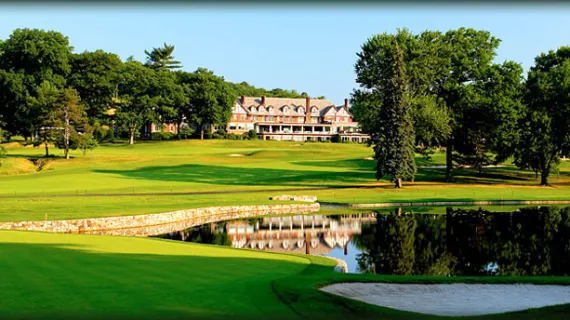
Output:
[225,96,370,143]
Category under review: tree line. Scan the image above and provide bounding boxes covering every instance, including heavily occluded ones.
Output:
[352,28,570,186]
[0,28,321,157]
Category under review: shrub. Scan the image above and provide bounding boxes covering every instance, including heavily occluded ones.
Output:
[178,125,195,139]
[247,130,257,140]
[151,132,174,141]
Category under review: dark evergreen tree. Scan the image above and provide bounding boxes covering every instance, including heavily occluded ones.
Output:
[372,38,416,188]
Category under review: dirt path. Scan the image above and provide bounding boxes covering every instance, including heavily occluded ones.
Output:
[321,283,570,316]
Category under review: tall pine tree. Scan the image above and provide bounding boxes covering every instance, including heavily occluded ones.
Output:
[373,38,416,188]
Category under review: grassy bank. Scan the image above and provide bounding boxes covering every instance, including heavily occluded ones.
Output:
[1,230,569,320]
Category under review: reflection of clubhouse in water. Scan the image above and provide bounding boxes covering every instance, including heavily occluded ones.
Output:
[226,214,377,255]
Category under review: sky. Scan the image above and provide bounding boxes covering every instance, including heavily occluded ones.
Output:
[1,4,570,105]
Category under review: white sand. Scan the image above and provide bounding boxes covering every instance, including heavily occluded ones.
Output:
[320,283,570,316]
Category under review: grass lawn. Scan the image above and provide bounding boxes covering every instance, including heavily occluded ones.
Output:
[1,139,570,221]
[1,230,569,320]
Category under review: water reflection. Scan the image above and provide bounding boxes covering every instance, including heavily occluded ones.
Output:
[155,213,376,256]
[156,206,570,276]
[354,206,570,276]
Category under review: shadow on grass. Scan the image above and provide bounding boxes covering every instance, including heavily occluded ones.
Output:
[94,163,375,188]
[292,159,375,172]
[0,240,307,320]
[2,239,570,320]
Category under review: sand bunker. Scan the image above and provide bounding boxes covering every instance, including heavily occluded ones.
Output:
[321,283,570,316]
[229,154,246,157]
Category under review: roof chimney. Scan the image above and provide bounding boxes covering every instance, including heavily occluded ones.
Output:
[344,98,349,109]
[261,96,266,106]
[241,96,246,105]
[305,96,311,123]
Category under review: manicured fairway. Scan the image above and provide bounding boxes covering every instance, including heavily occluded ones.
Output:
[2,230,570,320]
[0,230,310,320]
[1,139,570,221]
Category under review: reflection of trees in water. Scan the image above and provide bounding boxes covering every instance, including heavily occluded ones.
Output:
[355,206,570,276]
[155,223,231,247]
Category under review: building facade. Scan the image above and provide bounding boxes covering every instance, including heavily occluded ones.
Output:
[226,96,370,143]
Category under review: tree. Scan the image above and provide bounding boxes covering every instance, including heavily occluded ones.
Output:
[77,133,99,156]
[58,88,82,159]
[453,61,524,174]
[153,68,186,138]
[351,29,451,157]
[115,60,161,145]
[27,81,61,157]
[515,47,570,186]
[68,50,122,119]
[0,28,73,140]
[144,43,182,70]
[437,28,501,181]
[179,68,236,140]
[359,38,416,188]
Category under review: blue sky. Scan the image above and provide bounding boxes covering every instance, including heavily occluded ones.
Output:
[1,4,569,104]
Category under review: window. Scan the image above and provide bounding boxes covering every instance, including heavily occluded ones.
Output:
[233,115,237,120]
[240,115,246,120]
[311,107,318,114]
[229,125,236,130]
[253,116,258,121]
[154,125,160,131]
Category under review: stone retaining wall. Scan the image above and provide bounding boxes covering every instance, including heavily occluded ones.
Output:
[0,203,321,236]
[320,200,570,209]
[270,195,318,202]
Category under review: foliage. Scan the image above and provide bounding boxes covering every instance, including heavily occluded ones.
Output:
[115,60,163,144]
[0,28,73,140]
[247,129,257,140]
[355,206,570,277]
[68,50,122,119]
[144,43,182,70]
[151,131,175,141]
[178,68,236,140]
[515,47,570,185]
[357,37,416,187]
[227,81,321,99]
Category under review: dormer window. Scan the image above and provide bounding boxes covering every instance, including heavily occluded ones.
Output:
[311,107,318,114]
[268,106,274,113]
[297,107,305,114]
[250,106,257,113]
[258,106,265,113]
[282,106,290,114]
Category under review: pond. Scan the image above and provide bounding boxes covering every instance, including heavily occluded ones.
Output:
[153,205,570,276]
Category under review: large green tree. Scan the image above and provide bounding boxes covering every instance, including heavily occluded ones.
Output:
[356,37,416,188]
[453,61,525,174]
[351,29,451,157]
[515,47,570,185]
[437,28,501,181]
[115,60,161,145]
[178,68,236,140]
[0,28,73,140]
[68,50,122,119]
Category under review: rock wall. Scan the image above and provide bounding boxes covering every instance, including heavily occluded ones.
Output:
[270,195,318,202]
[0,203,321,236]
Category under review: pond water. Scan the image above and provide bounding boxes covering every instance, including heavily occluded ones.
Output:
[153,205,570,276]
